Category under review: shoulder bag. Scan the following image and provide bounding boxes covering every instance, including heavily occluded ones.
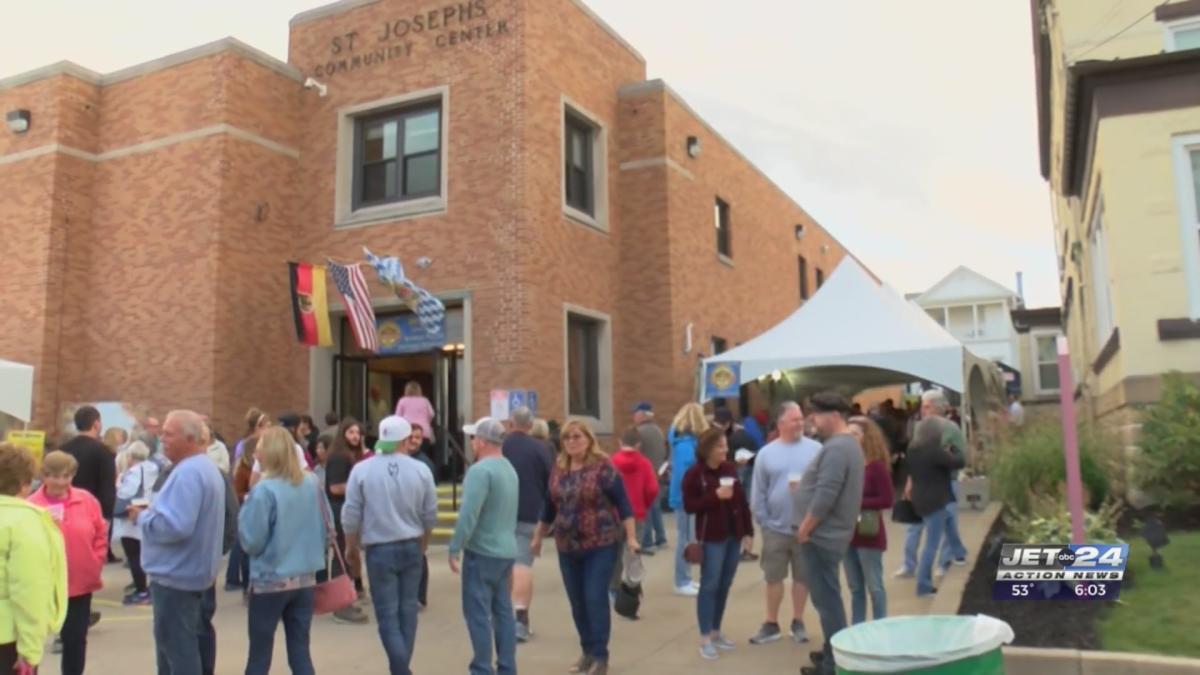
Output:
[856,510,882,538]
[113,465,146,518]
[683,473,708,565]
[312,482,357,615]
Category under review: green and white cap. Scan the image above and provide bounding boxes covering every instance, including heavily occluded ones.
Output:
[375,415,413,453]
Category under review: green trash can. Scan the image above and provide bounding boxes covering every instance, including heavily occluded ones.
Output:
[831,614,1014,674]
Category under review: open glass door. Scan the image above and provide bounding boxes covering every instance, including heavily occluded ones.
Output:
[334,356,369,426]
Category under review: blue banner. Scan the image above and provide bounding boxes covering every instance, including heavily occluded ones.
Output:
[376,314,446,354]
[704,362,741,399]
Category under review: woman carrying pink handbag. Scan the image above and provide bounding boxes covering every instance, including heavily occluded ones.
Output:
[238,427,342,675]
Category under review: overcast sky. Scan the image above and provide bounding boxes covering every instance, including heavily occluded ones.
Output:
[3,0,1060,306]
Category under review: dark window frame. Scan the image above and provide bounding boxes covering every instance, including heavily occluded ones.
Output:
[352,100,443,211]
[798,255,810,300]
[715,198,732,257]
[711,336,729,355]
[816,268,825,289]
[566,313,602,418]
[564,112,596,216]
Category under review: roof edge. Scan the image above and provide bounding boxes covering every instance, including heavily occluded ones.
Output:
[618,78,865,279]
[0,37,302,93]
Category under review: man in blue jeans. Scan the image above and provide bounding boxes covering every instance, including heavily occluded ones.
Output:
[633,403,670,552]
[343,416,439,675]
[129,410,226,675]
[895,391,968,579]
[792,393,865,675]
[450,417,520,675]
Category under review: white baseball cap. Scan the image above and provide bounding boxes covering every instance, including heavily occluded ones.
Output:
[376,416,413,453]
[463,417,506,445]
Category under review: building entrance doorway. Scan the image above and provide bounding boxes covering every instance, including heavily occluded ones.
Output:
[332,307,467,482]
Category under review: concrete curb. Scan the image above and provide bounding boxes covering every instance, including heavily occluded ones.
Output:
[1003,645,1200,674]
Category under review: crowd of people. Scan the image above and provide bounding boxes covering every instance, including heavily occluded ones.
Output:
[0,384,972,675]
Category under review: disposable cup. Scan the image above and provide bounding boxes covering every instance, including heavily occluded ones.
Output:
[719,477,735,488]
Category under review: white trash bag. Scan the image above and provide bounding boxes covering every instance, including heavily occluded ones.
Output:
[831,614,1015,672]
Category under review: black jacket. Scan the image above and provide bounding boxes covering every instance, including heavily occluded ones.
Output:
[905,418,965,517]
[63,435,116,519]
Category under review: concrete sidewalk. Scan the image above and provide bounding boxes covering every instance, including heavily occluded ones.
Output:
[42,504,1000,674]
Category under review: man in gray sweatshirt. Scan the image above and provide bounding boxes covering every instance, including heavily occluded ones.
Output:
[793,393,865,675]
[342,416,439,675]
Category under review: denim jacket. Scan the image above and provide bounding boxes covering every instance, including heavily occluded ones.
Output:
[239,473,330,587]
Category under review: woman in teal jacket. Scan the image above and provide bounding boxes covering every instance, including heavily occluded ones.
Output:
[668,403,710,596]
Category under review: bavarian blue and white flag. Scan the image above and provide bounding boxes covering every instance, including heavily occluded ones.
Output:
[363,247,446,335]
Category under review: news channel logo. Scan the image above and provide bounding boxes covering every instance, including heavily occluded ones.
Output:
[993,543,1128,601]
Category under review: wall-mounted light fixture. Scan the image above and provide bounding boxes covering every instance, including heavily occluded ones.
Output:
[686,135,701,158]
[416,256,433,269]
[6,109,31,134]
[794,224,806,240]
[820,244,830,254]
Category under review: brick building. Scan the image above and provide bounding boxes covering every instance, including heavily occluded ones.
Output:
[0,0,849,457]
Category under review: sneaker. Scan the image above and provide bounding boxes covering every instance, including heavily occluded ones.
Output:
[586,660,608,675]
[515,621,531,643]
[124,582,137,594]
[332,606,369,624]
[52,636,62,654]
[749,622,782,645]
[88,611,101,628]
[810,650,825,665]
[935,566,947,580]
[800,667,821,675]
[713,633,737,651]
[656,541,670,551]
[952,557,968,566]
[917,587,939,598]
[639,548,655,557]
[739,551,760,562]
[791,620,809,643]
[674,584,699,597]
[699,641,720,660]
[123,590,152,606]
[893,567,915,578]
[568,654,594,673]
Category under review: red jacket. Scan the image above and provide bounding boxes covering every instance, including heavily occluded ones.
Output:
[610,448,659,521]
[850,459,895,550]
[28,486,107,598]
[682,461,753,542]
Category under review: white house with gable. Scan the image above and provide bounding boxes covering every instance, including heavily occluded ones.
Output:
[909,266,1021,369]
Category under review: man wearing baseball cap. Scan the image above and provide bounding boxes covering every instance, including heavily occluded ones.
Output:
[342,415,439,675]
[449,417,519,675]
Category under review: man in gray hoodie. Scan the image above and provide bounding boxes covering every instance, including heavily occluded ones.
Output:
[793,392,865,675]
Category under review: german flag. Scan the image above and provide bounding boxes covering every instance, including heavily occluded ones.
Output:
[289,262,333,347]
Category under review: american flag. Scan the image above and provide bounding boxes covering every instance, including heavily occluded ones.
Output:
[328,262,378,352]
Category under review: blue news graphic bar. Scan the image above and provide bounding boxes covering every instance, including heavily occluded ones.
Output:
[993,580,1121,601]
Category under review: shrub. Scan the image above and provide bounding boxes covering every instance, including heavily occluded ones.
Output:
[988,422,1115,516]
[1008,490,1124,544]
[1133,372,1200,508]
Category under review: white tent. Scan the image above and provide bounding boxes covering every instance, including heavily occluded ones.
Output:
[0,359,34,423]
[701,258,999,398]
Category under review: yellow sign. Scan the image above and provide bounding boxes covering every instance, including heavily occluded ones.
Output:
[6,430,46,460]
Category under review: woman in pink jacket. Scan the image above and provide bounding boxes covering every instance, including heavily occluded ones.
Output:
[28,451,107,675]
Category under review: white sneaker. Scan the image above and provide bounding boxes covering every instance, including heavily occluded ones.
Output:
[674,584,699,597]
[934,566,946,580]
[893,567,915,579]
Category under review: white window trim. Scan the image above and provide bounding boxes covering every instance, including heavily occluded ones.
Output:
[333,85,450,230]
[1172,132,1200,319]
[1089,199,1116,343]
[560,96,609,233]
[562,304,613,433]
[1164,17,1200,52]
[1031,330,1062,395]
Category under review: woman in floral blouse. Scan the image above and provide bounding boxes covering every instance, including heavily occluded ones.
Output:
[531,420,638,675]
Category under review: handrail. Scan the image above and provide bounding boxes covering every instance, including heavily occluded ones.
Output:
[445,432,467,511]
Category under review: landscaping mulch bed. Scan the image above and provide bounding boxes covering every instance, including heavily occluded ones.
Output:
[1117,504,1200,538]
[955,514,1117,650]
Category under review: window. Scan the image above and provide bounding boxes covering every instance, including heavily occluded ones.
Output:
[561,100,608,230]
[926,307,947,327]
[1089,201,1116,343]
[567,314,601,418]
[353,103,441,210]
[711,336,729,355]
[815,268,825,288]
[1035,334,1061,393]
[1166,18,1200,51]
[334,87,449,227]
[564,113,594,215]
[798,256,810,300]
[715,198,732,257]
[1174,134,1200,319]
